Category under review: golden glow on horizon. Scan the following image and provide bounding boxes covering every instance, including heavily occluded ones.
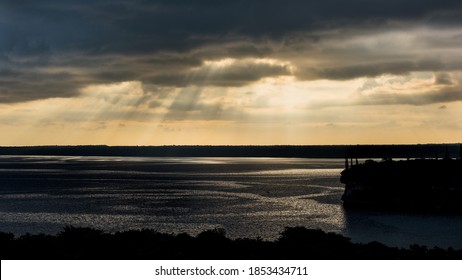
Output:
[0,71,461,146]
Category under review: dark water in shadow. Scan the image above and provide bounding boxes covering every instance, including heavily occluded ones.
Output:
[1,156,461,249]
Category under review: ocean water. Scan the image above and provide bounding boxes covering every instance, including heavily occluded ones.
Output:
[1,155,462,249]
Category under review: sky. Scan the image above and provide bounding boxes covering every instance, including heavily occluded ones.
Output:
[1,0,462,145]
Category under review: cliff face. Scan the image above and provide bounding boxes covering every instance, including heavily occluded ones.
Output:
[340,159,462,211]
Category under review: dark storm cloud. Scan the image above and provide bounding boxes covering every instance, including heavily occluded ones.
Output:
[434,72,454,85]
[0,69,81,103]
[149,60,291,87]
[300,60,447,80]
[3,0,461,54]
[356,87,462,106]
[1,0,462,102]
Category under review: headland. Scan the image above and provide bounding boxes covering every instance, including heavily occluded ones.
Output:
[341,147,462,211]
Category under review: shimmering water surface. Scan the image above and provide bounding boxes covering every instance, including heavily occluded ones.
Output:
[1,156,462,249]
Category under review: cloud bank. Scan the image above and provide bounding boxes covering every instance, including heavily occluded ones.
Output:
[1,0,462,104]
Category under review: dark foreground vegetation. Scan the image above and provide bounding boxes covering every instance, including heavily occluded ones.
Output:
[1,226,461,260]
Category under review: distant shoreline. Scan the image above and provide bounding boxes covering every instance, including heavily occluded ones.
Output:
[0,144,461,159]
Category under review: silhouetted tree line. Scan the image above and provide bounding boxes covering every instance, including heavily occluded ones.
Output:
[0,144,460,158]
[1,226,460,259]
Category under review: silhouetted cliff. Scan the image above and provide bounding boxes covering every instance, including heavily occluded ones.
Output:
[341,159,462,211]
